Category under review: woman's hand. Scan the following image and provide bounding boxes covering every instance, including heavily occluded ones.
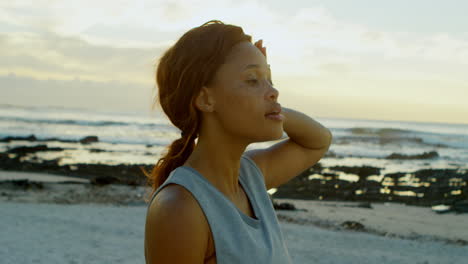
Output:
[254,39,267,61]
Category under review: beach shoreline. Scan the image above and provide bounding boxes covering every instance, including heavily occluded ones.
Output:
[2,170,467,247]
[1,199,467,263]
[2,170,467,263]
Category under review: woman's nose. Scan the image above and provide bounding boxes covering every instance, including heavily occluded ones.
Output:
[267,85,279,101]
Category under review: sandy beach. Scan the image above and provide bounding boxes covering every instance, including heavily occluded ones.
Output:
[274,198,468,243]
[1,170,468,263]
[2,201,467,264]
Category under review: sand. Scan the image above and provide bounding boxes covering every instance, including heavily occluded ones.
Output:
[0,170,90,183]
[1,170,467,263]
[1,201,467,264]
[274,198,468,243]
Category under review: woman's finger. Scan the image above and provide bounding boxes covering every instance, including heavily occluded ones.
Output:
[255,40,264,52]
[254,39,267,58]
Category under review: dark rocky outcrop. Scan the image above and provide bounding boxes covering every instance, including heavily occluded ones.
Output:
[386,151,439,160]
[79,136,99,144]
[273,201,297,210]
[341,220,365,231]
[0,154,151,186]
[453,200,468,213]
[0,179,44,190]
[1,146,467,209]
[0,134,77,143]
[0,135,38,142]
[273,163,468,207]
[7,145,64,155]
[90,175,120,185]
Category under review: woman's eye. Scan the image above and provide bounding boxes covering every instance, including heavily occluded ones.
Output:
[246,78,273,86]
[247,79,258,85]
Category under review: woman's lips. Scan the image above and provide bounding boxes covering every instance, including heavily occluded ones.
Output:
[265,113,284,121]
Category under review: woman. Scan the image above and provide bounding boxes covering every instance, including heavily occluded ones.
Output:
[144,20,332,264]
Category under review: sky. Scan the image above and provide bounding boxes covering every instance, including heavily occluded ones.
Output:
[1,0,467,124]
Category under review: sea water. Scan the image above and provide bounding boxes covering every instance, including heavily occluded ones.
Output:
[1,104,467,175]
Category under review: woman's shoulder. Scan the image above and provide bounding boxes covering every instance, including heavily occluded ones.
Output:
[149,183,207,223]
[146,183,211,262]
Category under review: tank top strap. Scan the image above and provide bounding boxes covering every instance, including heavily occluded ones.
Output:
[148,154,262,205]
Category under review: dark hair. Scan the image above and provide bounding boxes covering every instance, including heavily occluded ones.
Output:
[141,20,252,202]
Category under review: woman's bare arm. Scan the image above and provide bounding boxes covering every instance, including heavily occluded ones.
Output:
[145,185,209,264]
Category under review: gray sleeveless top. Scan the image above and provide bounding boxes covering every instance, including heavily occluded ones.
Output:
[147,154,293,264]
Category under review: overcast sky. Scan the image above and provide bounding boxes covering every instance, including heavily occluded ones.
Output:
[1,0,467,124]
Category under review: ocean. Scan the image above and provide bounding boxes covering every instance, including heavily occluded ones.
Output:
[1,103,467,177]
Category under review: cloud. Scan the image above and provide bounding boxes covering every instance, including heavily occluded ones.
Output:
[1,1,467,124]
[0,73,153,113]
[0,31,165,84]
[3,1,468,70]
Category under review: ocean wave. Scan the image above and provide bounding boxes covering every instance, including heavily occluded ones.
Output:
[0,116,166,128]
[349,127,413,136]
[0,133,172,147]
[342,127,468,149]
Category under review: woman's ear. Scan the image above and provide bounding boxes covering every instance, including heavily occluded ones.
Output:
[194,86,215,113]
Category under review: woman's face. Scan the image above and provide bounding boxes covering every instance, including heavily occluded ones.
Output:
[207,40,283,143]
